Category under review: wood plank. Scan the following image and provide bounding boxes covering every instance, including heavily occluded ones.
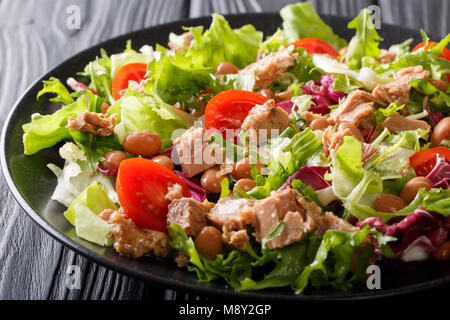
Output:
[378,0,449,38]
[189,0,376,17]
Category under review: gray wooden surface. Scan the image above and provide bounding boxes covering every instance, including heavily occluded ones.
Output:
[0,0,448,300]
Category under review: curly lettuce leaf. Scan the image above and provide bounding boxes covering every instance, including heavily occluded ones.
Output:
[79,48,113,102]
[185,14,262,69]
[345,8,382,70]
[280,2,347,50]
[168,223,394,293]
[292,225,395,293]
[261,128,323,193]
[68,130,123,172]
[37,77,75,105]
[374,34,450,80]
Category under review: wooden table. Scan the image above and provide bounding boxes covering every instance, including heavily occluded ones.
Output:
[0,0,448,300]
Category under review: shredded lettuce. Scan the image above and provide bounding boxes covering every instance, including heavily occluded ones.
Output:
[47,143,118,207]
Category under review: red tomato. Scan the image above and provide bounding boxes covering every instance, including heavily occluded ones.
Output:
[288,38,339,58]
[204,89,269,136]
[409,147,450,177]
[116,158,189,232]
[112,63,148,100]
[412,41,450,82]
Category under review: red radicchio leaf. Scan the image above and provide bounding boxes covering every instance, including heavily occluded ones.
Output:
[279,166,331,191]
[426,156,450,189]
[174,170,207,202]
[358,207,450,262]
[301,75,347,115]
[97,163,118,177]
[277,100,294,114]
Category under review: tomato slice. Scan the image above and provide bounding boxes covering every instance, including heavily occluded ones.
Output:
[412,41,450,82]
[204,89,269,137]
[288,38,339,58]
[409,147,450,177]
[112,63,148,101]
[116,158,189,232]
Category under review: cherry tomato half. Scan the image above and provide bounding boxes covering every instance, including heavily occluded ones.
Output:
[412,41,450,82]
[409,147,450,177]
[204,89,269,137]
[112,63,148,101]
[116,158,189,232]
[288,38,339,58]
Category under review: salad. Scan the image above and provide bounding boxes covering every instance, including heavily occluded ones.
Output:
[22,2,450,294]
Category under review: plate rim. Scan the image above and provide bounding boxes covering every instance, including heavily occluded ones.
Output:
[1,12,449,299]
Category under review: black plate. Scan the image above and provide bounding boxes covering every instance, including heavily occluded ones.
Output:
[1,13,449,299]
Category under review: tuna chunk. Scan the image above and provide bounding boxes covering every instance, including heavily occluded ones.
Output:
[312,211,358,236]
[330,90,380,130]
[241,189,320,250]
[322,122,364,156]
[376,49,397,63]
[240,46,298,89]
[222,229,251,251]
[173,126,225,178]
[372,66,430,105]
[381,112,431,133]
[427,78,448,92]
[167,197,210,237]
[361,143,378,165]
[174,251,190,268]
[164,183,184,201]
[241,99,291,144]
[207,197,256,230]
[66,111,116,136]
[101,209,171,259]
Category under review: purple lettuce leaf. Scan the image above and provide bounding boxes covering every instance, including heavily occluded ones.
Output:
[301,75,346,115]
[427,155,450,189]
[358,207,450,262]
[279,166,331,191]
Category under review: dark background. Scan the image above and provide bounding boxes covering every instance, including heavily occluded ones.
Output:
[0,0,448,300]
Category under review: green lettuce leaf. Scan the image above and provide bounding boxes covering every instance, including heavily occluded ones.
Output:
[185,14,262,69]
[64,181,117,225]
[23,97,89,155]
[346,187,450,222]
[345,9,382,70]
[79,48,113,102]
[292,226,395,293]
[168,223,394,293]
[280,2,347,50]
[64,181,117,246]
[109,93,196,149]
[261,128,323,193]
[69,130,123,172]
[36,77,74,105]
[374,34,450,80]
